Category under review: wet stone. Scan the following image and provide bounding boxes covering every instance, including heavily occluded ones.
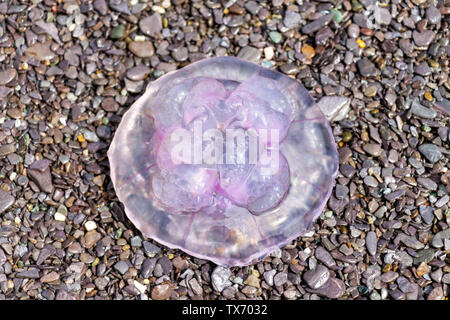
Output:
[301,13,333,34]
[96,125,111,139]
[417,178,437,191]
[151,284,172,300]
[419,206,434,225]
[418,144,442,163]
[143,241,161,257]
[385,189,406,202]
[0,190,14,214]
[366,231,377,256]
[280,63,299,75]
[93,0,108,15]
[411,100,437,119]
[268,31,282,44]
[414,62,431,77]
[303,265,330,289]
[25,42,55,61]
[28,159,54,193]
[363,143,382,157]
[427,286,444,300]
[84,230,101,249]
[114,261,129,275]
[347,24,360,38]
[317,96,350,122]
[156,257,172,275]
[426,7,441,25]
[380,272,399,283]
[125,78,144,93]
[110,25,125,40]
[400,234,425,250]
[431,229,450,248]
[224,15,244,27]
[0,68,17,85]
[399,39,414,55]
[283,10,301,29]
[412,30,435,47]
[139,13,162,37]
[413,249,436,265]
[357,58,378,77]
[0,144,16,157]
[273,272,288,287]
[129,41,155,58]
[315,27,333,45]
[315,246,336,268]
[141,258,156,278]
[375,7,391,25]
[237,46,261,63]
[263,270,276,286]
[211,266,232,292]
[364,176,378,188]
[101,97,119,112]
[312,277,345,299]
[172,47,188,62]
[435,195,449,208]
[16,268,40,279]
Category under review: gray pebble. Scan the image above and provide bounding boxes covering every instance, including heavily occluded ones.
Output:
[236,46,261,63]
[114,261,130,275]
[139,13,162,37]
[0,190,14,214]
[366,231,377,256]
[418,144,442,163]
[211,266,232,292]
[273,272,287,287]
[283,10,301,29]
[303,264,330,289]
[412,30,435,47]
[411,100,437,119]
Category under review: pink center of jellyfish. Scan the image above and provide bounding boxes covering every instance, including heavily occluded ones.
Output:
[151,75,293,215]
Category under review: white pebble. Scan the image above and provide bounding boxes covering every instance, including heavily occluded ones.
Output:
[134,280,147,294]
[84,221,97,231]
[54,212,66,222]
[264,47,274,60]
[152,5,165,14]
[162,0,171,8]
[134,35,146,42]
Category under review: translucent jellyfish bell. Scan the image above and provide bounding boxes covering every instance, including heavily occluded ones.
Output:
[108,57,338,266]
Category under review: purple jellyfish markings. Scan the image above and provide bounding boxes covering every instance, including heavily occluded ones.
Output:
[108,57,339,266]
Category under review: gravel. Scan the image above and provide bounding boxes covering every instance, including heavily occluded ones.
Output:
[0,0,448,301]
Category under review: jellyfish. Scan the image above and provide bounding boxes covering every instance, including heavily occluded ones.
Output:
[108,57,338,266]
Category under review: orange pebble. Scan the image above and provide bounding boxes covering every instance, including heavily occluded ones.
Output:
[301,44,315,59]
[356,38,366,48]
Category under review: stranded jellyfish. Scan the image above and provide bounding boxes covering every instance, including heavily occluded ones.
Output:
[108,57,338,266]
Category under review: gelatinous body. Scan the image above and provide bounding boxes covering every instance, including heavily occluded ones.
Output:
[108,57,338,266]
